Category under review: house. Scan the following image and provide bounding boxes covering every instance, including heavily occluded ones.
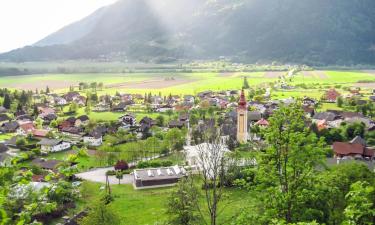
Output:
[112,102,128,112]
[183,95,195,104]
[63,92,81,102]
[119,114,136,128]
[38,107,55,118]
[157,105,173,113]
[93,103,110,112]
[332,136,374,160]
[16,114,33,122]
[58,117,76,130]
[313,112,338,122]
[303,97,317,106]
[17,122,35,136]
[54,97,67,106]
[324,89,341,102]
[32,158,64,170]
[369,96,375,102]
[255,118,269,127]
[83,131,103,147]
[38,139,71,153]
[74,96,86,106]
[75,115,89,127]
[1,121,19,133]
[0,114,10,126]
[133,165,186,189]
[168,120,185,129]
[197,91,213,99]
[42,114,57,124]
[302,106,315,118]
[32,129,49,138]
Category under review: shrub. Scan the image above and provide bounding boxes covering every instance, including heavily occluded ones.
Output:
[114,160,129,171]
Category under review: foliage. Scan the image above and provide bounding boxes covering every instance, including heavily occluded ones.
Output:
[166,176,201,225]
[79,201,121,225]
[256,103,326,223]
[343,181,375,225]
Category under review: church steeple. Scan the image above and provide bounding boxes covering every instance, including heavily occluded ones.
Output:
[237,89,248,143]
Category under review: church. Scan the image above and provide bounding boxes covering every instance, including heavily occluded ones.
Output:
[237,90,248,143]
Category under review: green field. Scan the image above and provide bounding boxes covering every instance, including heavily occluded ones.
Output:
[1,70,375,96]
[75,181,253,225]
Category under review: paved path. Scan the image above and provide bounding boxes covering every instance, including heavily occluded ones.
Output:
[75,167,133,185]
[75,154,166,184]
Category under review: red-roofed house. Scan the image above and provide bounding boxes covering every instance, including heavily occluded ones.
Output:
[324,89,341,103]
[332,142,374,159]
[255,118,269,127]
[32,129,49,138]
[17,122,35,136]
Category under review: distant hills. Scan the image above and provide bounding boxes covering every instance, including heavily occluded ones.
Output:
[1,0,375,66]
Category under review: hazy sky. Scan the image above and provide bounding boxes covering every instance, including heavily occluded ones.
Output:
[0,0,117,53]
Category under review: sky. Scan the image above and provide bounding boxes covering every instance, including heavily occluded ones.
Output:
[0,0,117,53]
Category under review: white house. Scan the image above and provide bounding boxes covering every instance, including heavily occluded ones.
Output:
[38,139,71,153]
[54,97,67,106]
[83,131,103,147]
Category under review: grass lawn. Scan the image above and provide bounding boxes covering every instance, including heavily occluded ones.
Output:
[45,150,102,171]
[0,133,14,141]
[78,181,253,225]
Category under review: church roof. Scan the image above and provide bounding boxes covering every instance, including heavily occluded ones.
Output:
[238,90,247,110]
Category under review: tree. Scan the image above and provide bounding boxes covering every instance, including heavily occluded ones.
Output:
[256,103,326,223]
[79,201,121,225]
[69,102,79,114]
[46,86,50,94]
[156,115,165,127]
[337,96,344,107]
[2,93,11,109]
[85,100,92,115]
[115,171,123,185]
[344,181,375,225]
[196,138,229,225]
[167,176,201,225]
[114,160,129,171]
[243,77,250,89]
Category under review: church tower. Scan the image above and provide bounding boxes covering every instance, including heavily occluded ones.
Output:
[237,90,248,143]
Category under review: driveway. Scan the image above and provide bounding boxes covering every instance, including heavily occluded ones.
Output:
[75,167,133,185]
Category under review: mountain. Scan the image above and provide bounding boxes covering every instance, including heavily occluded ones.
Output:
[1,0,375,66]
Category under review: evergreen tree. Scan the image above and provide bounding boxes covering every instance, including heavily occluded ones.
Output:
[2,94,11,109]
[243,77,250,89]
[46,86,50,94]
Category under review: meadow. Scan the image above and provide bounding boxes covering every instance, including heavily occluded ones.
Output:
[1,70,375,96]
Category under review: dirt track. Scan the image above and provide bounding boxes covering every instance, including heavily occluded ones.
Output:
[264,71,284,78]
[3,80,78,90]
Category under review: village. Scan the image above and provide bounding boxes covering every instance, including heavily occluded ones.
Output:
[0,76,375,224]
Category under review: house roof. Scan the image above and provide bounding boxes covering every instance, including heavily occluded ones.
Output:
[1,121,19,132]
[19,122,35,132]
[33,129,49,137]
[77,115,89,122]
[313,112,337,121]
[256,118,269,126]
[32,158,63,170]
[333,142,364,155]
[38,138,62,146]
[350,136,366,146]
[248,111,262,121]
[0,114,10,122]
[134,166,186,181]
